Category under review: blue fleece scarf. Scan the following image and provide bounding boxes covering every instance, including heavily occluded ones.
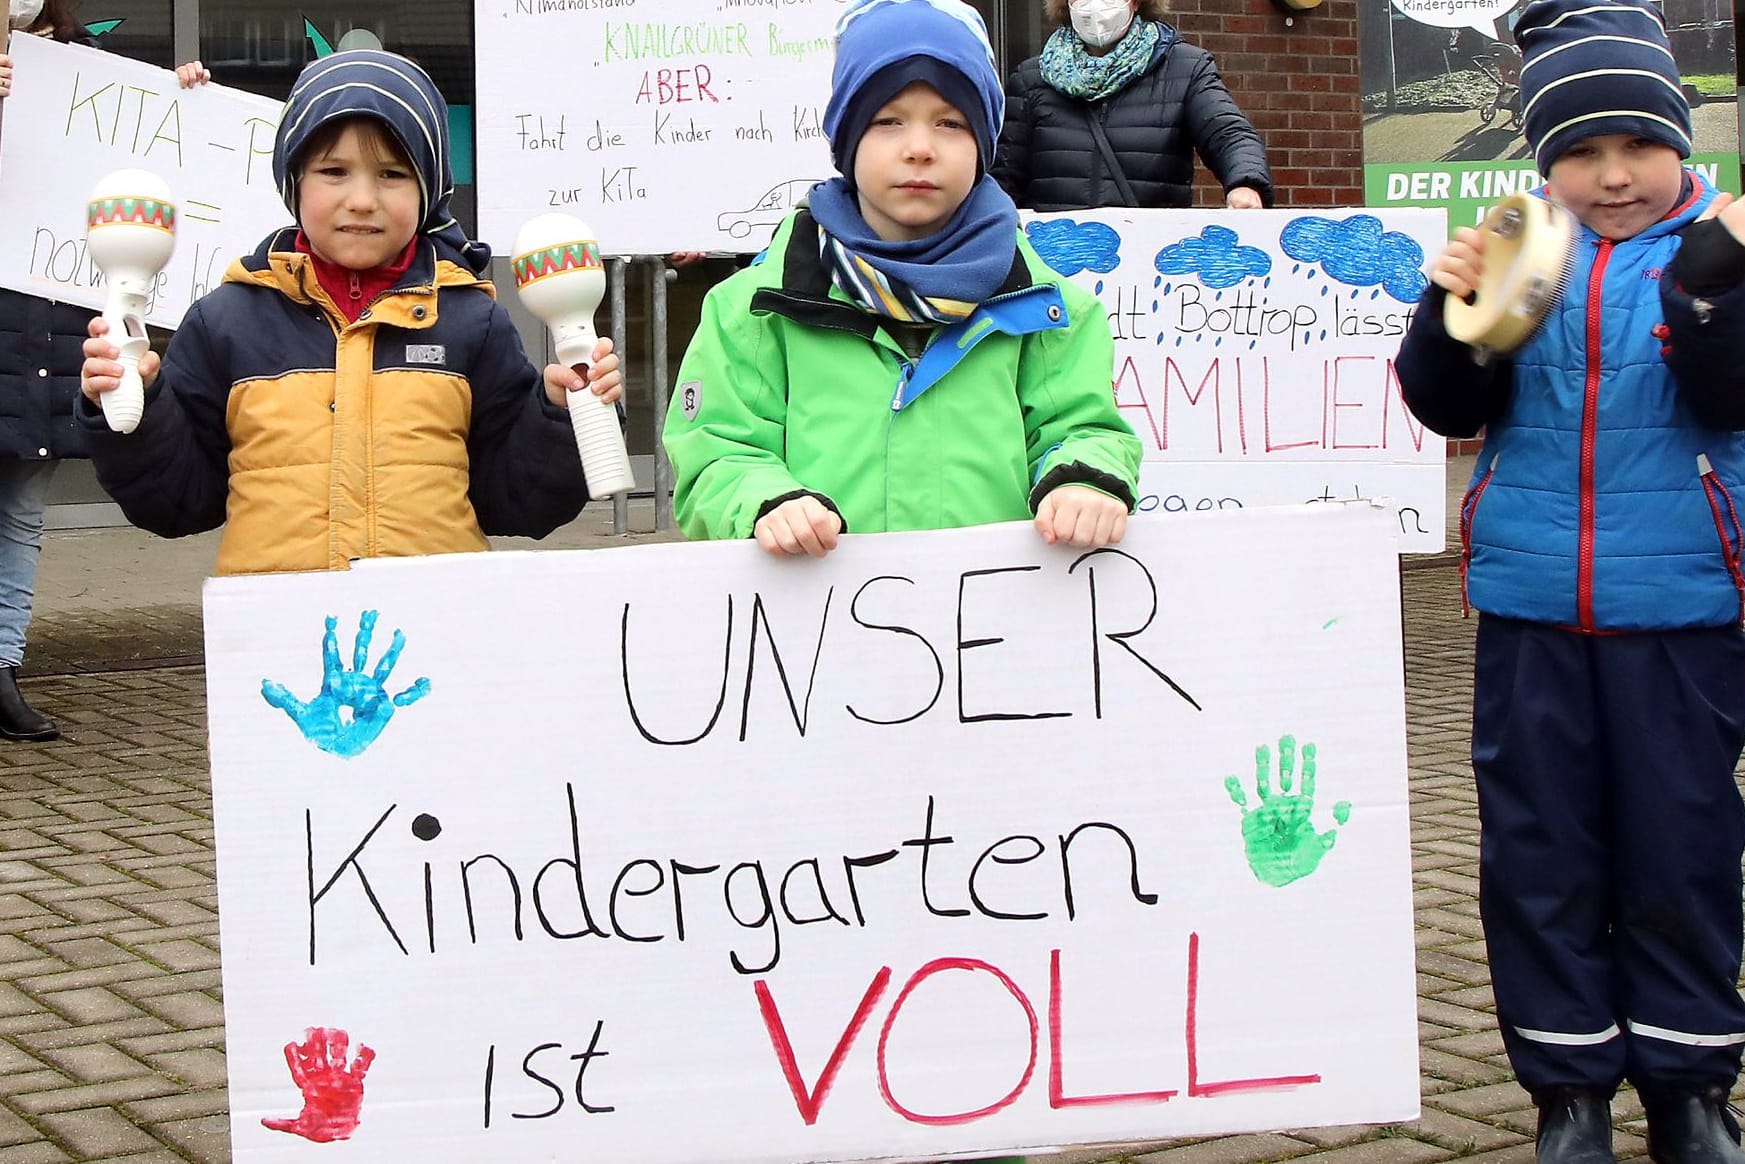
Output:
[808,175,1017,322]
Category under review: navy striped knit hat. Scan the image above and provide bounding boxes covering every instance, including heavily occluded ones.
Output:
[1516,0,1692,174]
[274,49,490,273]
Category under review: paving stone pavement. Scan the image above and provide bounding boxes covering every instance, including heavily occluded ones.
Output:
[0,486,1735,1162]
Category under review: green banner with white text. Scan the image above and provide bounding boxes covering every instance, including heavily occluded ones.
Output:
[1359,0,1741,231]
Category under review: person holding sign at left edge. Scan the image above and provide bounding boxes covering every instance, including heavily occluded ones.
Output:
[0,0,206,741]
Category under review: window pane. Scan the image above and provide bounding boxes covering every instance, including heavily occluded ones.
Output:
[81,0,174,68]
[196,2,470,103]
[1007,4,1052,66]
[195,3,477,207]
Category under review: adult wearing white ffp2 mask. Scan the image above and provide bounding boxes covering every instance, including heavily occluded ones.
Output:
[993,0,1272,212]
[8,0,43,31]
[1069,0,1135,47]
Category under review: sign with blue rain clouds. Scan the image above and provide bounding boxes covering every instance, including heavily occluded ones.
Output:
[1023,208,1448,552]
[0,35,289,328]
[202,507,1420,1163]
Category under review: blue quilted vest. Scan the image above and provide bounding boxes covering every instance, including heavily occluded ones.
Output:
[1461,175,1745,631]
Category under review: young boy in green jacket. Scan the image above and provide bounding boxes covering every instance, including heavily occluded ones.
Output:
[663,0,1140,558]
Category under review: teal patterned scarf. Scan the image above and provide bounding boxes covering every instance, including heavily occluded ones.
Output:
[1038,19,1166,103]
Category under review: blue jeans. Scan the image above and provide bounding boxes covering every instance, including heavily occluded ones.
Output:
[0,461,56,668]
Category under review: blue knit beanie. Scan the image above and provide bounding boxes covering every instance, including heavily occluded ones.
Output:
[275,49,490,272]
[824,0,1003,178]
[1516,0,1692,175]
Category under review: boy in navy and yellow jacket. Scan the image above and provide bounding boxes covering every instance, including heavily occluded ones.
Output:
[79,50,621,575]
[1397,2,1745,1160]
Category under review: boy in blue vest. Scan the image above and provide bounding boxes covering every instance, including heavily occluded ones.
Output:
[1397,2,1745,1160]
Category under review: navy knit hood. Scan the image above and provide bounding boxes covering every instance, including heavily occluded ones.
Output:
[274,49,490,273]
[824,0,1003,177]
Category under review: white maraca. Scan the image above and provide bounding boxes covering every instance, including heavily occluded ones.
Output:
[85,169,176,434]
[512,214,635,499]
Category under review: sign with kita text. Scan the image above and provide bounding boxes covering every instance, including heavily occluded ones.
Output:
[472,0,837,255]
[0,34,289,328]
[205,506,1419,1162]
[1023,208,1448,552]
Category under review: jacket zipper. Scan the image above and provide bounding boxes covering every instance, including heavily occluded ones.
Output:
[1576,240,1612,631]
[1459,454,1498,617]
[890,360,913,412]
[1698,453,1745,622]
[295,265,405,332]
[885,358,914,530]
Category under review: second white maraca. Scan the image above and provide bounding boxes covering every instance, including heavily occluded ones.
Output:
[512,214,635,498]
[85,169,177,434]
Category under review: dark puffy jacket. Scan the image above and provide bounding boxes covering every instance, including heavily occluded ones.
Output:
[992,30,1273,211]
[0,288,95,461]
[0,26,103,462]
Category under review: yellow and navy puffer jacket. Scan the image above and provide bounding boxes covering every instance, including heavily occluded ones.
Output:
[81,228,589,575]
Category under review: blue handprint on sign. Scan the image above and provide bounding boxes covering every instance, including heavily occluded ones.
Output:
[262,611,431,758]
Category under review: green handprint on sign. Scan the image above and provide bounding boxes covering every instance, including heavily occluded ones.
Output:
[1224,734,1351,887]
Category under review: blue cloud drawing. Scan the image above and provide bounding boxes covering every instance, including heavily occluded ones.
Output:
[1025,218,1121,277]
[1279,215,1427,303]
[1153,225,1272,289]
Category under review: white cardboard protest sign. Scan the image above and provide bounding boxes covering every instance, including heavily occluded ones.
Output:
[0,34,288,328]
[1024,208,1449,553]
[205,505,1419,1162]
[472,0,837,255]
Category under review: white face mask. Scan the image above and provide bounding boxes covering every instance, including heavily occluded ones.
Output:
[8,0,43,31]
[1069,0,1135,48]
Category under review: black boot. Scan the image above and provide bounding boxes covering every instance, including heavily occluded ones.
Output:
[1644,1087,1745,1163]
[1536,1088,1617,1163]
[0,665,56,741]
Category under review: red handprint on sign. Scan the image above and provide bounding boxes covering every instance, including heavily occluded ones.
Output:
[261,1027,376,1143]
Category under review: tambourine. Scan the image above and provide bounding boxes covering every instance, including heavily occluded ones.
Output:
[1443,191,1576,362]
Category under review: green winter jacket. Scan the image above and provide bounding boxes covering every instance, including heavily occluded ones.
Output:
[664,209,1141,541]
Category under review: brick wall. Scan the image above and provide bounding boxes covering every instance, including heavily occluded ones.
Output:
[1165,0,1363,209]
[1167,1,1482,456]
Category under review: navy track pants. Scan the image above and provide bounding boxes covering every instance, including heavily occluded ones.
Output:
[1472,615,1745,1097]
